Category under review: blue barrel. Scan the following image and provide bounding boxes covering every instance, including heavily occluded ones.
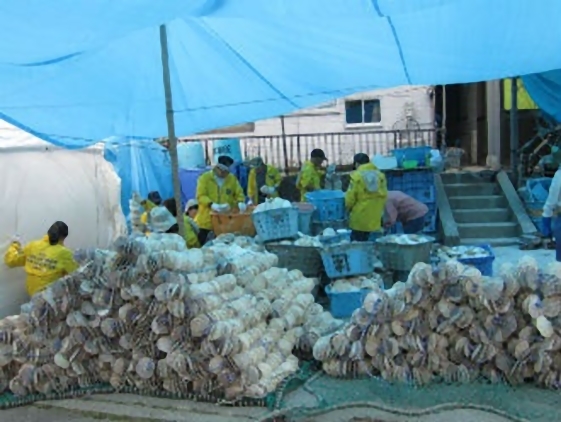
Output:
[212,138,243,163]
[177,142,206,169]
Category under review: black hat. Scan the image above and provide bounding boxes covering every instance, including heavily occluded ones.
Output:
[310,149,327,161]
[147,191,162,205]
[217,155,234,167]
[353,153,370,166]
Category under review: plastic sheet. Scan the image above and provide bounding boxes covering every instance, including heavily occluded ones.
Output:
[103,137,173,220]
[523,71,561,123]
[0,0,560,143]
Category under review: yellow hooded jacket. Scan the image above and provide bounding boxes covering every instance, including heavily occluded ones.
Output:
[345,162,388,232]
[4,235,79,296]
[247,165,282,204]
[140,199,158,233]
[184,216,201,249]
[296,161,324,202]
[195,171,245,230]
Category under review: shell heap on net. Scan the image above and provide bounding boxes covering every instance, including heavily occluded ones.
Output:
[313,257,561,389]
[0,233,344,400]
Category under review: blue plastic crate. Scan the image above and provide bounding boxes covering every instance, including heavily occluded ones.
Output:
[409,185,436,203]
[325,285,369,318]
[320,242,375,278]
[457,244,495,276]
[386,175,403,191]
[392,146,432,167]
[403,170,435,185]
[319,230,351,245]
[252,206,300,242]
[305,190,346,222]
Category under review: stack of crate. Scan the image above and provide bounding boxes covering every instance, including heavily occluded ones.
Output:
[383,167,437,234]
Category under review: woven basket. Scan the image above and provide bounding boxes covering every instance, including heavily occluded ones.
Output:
[264,243,323,277]
[376,236,435,271]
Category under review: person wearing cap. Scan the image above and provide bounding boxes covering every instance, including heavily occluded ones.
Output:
[163,198,201,248]
[196,155,245,245]
[246,157,282,205]
[345,153,388,241]
[297,149,327,202]
[383,191,429,234]
[140,191,162,232]
[541,146,561,261]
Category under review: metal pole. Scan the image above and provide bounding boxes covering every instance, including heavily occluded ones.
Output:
[280,116,289,174]
[510,76,519,186]
[159,24,185,237]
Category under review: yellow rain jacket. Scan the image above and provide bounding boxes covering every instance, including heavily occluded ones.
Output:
[184,216,201,249]
[4,236,79,296]
[140,199,158,233]
[195,171,245,230]
[296,161,324,202]
[345,163,388,232]
[247,165,282,204]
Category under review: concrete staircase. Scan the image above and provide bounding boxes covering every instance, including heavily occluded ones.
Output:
[441,172,520,246]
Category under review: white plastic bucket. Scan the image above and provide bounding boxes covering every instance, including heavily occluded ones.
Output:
[177,142,206,169]
[212,138,242,163]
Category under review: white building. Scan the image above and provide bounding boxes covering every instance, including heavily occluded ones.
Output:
[186,85,436,169]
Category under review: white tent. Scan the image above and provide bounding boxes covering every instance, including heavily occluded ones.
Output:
[0,120,126,318]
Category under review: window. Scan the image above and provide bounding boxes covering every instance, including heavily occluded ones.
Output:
[345,99,381,125]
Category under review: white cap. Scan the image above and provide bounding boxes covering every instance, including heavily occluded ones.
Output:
[185,199,198,213]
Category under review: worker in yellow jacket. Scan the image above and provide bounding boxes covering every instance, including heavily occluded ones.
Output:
[4,221,79,296]
[246,157,282,205]
[196,155,245,245]
[140,191,162,232]
[345,153,388,242]
[162,198,200,248]
[296,149,327,201]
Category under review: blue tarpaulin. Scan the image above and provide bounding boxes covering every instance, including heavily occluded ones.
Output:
[523,71,561,123]
[103,137,172,219]
[0,0,560,147]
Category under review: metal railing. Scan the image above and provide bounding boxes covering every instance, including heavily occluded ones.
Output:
[189,129,436,173]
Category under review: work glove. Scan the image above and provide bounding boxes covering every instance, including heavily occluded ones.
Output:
[11,234,22,244]
[541,217,553,238]
[211,203,230,213]
[259,185,269,195]
[238,202,247,212]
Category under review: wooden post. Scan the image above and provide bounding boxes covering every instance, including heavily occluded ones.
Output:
[159,24,185,237]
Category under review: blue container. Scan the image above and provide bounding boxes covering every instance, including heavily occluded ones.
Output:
[212,138,243,163]
[385,174,403,191]
[456,244,495,276]
[320,242,375,278]
[305,190,346,222]
[325,285,369,318]
[252,207,300,242]
[409,185,436,203]
[392,146,432,167]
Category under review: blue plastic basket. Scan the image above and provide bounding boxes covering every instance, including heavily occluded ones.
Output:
[305,190,346,222]
[392,146,432,167]
[320,242,375,278]
[252,206,300,242]
[325,285,369,318]
[319,230,351,245]
[456,244,495,276]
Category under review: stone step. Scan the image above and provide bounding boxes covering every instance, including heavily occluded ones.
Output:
[457,222,519,239]
[444,182,499,197]
[449,195,507,210]
[440,171,497,185]
[453,208,512,224]
[460,237,521,247]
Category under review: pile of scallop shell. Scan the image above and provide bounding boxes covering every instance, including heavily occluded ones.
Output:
[314,256,561,389]
[0,233,342,400]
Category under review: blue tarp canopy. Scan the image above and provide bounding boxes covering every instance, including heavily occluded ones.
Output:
[0,0,560,147]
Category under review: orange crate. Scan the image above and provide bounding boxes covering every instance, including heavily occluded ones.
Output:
[211,207,256,236]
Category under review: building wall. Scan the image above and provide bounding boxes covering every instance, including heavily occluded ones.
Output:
[184,85,436,168]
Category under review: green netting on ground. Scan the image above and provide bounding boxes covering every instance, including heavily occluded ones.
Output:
[261,373,561,422]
